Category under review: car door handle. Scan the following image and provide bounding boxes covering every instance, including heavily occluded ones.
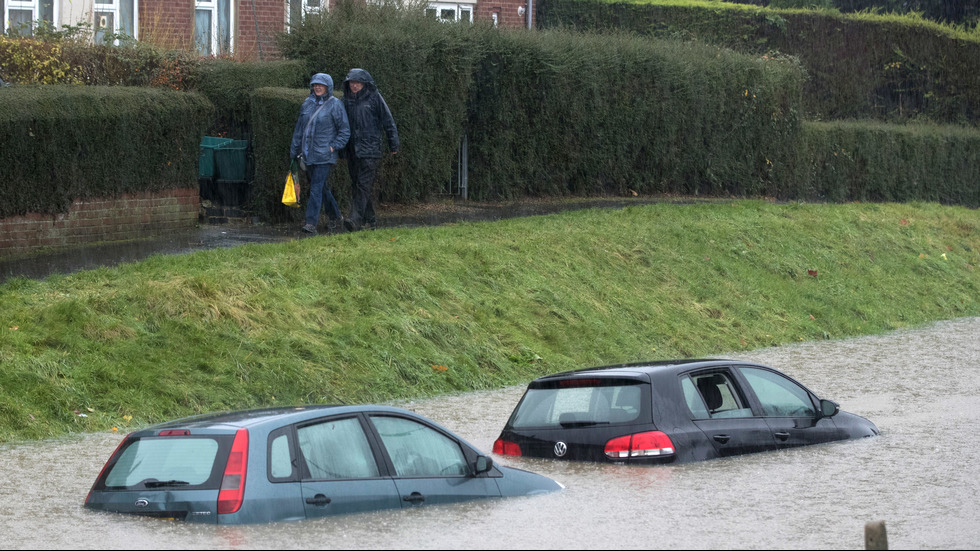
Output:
[712,435,731,444]
[774,431,790,441]
[403,492,425,504]
[305,494,332,506]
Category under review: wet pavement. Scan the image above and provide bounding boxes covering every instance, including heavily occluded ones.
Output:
[0,197,691,284]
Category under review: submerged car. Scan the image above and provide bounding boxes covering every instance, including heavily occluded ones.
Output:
[85,405,562,524]
[494,359,879,464]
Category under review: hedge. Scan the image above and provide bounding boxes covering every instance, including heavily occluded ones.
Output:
[270,2,803,211]
[798,120,980,206]
[0,85,213,218]
[537,0,980,124]
[185,59,307,136]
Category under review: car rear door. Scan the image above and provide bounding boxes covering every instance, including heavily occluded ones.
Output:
[500,376,654,462]
[684,370,777,458]
[293,416,401,518]
[735,366,842,449]
[367,414,499,507]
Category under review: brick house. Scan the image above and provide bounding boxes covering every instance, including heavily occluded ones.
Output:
[3,0,536,59]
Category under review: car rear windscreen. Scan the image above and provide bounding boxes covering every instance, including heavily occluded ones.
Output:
[510,379,647,429]
[103,436,227,489]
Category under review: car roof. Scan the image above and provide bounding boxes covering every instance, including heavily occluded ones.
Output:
[535,359,750,381]
[141,404,426,432]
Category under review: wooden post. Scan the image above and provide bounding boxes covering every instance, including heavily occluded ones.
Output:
[865,520,888,550]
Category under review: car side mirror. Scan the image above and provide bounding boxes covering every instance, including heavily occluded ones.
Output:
[818,399,840,419]
[473,455,493,475]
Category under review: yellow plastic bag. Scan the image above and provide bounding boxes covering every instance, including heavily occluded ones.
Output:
[282,169,300,207]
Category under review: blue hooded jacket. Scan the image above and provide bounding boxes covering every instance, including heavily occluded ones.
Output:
[290,73,350,165]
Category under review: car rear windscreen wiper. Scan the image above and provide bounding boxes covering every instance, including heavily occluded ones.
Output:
[143,479,191,488]
[559,420,610,428]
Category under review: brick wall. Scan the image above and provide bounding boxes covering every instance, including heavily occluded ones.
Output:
[236,0,285,59]
[0,189,201,256]
[135,0,533,61]
[476,0,533,28]
[140,0,195,50]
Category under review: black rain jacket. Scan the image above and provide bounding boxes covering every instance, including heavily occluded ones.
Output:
[342,68,399,159]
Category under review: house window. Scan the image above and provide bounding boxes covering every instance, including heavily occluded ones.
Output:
[195,0,232,56]
[288,0,325,28]
[93,0,138,45]
[425,2,473,23]
[4,0,55,36]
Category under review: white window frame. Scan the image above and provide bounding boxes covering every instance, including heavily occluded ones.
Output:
[4,0,58,35]
[195,0,234,56]
[92,0,139,45]
[426,2,473,23]
[286,0,326,29]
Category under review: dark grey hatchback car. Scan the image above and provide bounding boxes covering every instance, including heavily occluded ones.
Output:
[85,405,562,524]
[494,359,879,464]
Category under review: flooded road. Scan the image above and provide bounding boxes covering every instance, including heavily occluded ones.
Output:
[2,317,978,549]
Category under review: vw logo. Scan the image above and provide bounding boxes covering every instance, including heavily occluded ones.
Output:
[134,499,149,508]
[554,441,568,457]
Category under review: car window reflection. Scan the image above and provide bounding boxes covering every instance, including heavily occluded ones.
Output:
[370,416,468,477]
[740,367,817,417]
[297,417,380,480]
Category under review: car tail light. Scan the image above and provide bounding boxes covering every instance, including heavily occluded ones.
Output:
[158,429,190,436]
[86,433,132,504]
[217,428,249,515]
[604,431,675,459]
[492,438,522,456]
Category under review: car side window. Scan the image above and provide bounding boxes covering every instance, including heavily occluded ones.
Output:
[269,431,294,480]
[681,377,710,419]
[740,367,817,417]
[297,417,380,480]
[690,372,753,418]
[370,416,468,477]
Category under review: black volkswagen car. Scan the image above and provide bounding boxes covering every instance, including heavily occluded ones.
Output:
[493,359,879,464]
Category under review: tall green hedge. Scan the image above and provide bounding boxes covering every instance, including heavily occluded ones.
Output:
[0,86,213,218]
[538,0,980,125]
[798,121,980,205]
[187,59,308,136]
[464,30,804,199]
[250,86,311,223]
[269,1,803,208]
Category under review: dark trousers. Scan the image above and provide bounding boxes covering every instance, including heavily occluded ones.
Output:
[347,154,380,229]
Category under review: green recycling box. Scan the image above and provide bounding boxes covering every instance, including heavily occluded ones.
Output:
[199,137,233,179]
[214,140,249,182]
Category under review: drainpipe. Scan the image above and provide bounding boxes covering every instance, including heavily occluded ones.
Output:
[527,0,533,29]
[250,0,264,60]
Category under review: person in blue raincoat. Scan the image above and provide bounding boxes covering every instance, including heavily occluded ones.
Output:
[341,68,399,232]
[290,73,350,235]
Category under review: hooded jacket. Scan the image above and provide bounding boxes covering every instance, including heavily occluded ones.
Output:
[342,69,399,159]
[290,73,350,165]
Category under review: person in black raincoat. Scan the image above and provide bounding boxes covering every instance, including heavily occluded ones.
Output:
[290,72,350,235]
[341,68,399,232]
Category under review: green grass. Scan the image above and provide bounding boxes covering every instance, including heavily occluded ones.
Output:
[1,200,978,442]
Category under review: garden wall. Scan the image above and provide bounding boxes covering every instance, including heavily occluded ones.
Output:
[0,188,200,256]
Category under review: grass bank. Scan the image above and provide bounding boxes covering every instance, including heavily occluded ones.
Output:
[1,200,978,442]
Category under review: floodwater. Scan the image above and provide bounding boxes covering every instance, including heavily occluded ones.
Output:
[2,317,978,549]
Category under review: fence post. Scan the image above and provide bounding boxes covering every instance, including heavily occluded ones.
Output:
[865,520,888,550]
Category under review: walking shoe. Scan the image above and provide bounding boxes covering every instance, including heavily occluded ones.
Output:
[301,224,317,235]
[343,218,357,232]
